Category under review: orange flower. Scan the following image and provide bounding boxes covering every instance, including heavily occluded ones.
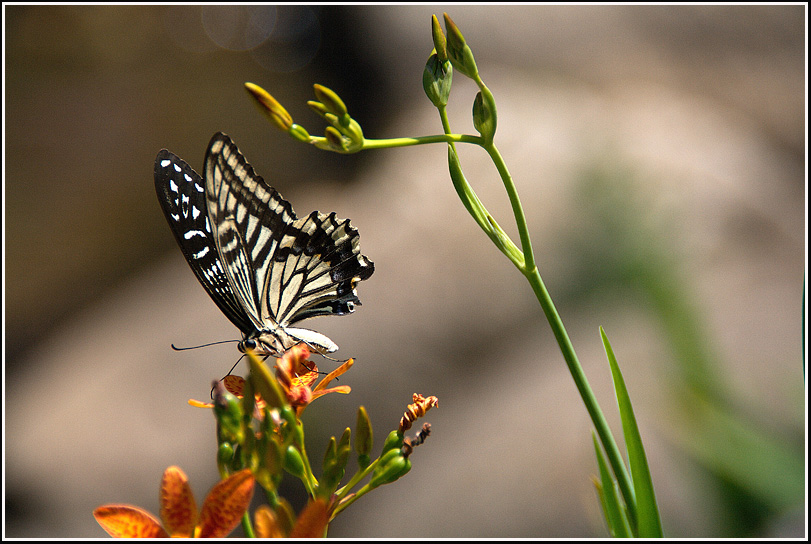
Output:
[94,466,254,538]
[274,344,353,415]
[189,345,353,417]
[254,498,330,538]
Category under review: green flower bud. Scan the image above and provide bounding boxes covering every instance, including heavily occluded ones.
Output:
[336,427,351,468]
[240,376,255,418]
[355,406,373,469]
[247,351,286,410]
[307,100,329,119]
[341,118,364,148]
[320,429,352,496]
[431,14,448,63]
[381,430,404,455]
[289,124,311,143]
[258,436,283,487]
[423,52,453,108]
[369,448,412,488]
[444,13,478,79]
[313,84,348,118]
[284,445,306,479]
[322,436,337,473]
[244,82,293,132]
[213,382,244,444]
[324,126,346,151]
[472,87,497,144]
[217,442,236,470]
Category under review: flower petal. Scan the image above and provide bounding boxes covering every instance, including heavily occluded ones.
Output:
[254,505,285,538]
[223,375,245,396]
[197,469,255,538]
[289,498,330,538]
[160,466,197,537]
[313,358,354,393]
[93,505,169,538]
[310,385,351,401]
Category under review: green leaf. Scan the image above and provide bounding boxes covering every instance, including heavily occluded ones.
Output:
[601,327,663,537]
[593,432,632,537]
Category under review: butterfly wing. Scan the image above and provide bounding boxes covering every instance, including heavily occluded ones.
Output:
[154,149,256,336]
[203,133,374,351]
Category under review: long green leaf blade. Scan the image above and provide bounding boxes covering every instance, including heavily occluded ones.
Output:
[601,327,663,537]
[593,432,632,537]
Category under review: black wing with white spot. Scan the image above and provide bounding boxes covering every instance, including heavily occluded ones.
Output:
[154,149,256,335]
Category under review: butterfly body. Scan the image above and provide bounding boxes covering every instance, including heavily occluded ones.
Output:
[155,132,374,356]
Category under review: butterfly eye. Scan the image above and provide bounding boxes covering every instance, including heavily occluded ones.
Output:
[239,338,258,353]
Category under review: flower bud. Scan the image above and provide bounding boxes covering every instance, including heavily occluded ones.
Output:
[217,442,235,470]
[213,381,244,444]
[444,13,478,79]
[472,87,497,144]
[244,82,293,132]
[324,126,346,151]
[355,406,373,469]
[381,430,404,455]
[284,445,306,479]
[423,52,453,108]
[313,84,348,118]
[369,448,412,488]
[247,351,286,410]
[289,124,311,143]
[307,100,329,119]
[256,435,283,490]
[431,14,448,63]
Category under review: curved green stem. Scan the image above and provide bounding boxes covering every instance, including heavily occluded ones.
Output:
[523,266,637,528]
[430,86,636,524]
[483,143,535,273]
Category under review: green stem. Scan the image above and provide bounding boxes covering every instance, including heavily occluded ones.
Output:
[331,480,375,519]
[360,133,482,149]
[240,511,255,538]
[430,92,636,522]
[483,143,535,273]
[335,459,377,501]
[524,266,637,527]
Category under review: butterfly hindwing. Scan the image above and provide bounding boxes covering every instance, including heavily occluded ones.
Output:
[204,133,374,329]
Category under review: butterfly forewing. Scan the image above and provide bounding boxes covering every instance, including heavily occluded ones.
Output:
[154,150,255,335]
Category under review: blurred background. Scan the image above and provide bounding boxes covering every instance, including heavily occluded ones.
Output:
[4,4,806,538]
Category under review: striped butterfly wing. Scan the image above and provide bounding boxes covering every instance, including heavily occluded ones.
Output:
[204,133,374,353]
[154,148,256,336]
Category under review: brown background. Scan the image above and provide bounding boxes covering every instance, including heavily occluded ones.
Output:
[4,5,806,538]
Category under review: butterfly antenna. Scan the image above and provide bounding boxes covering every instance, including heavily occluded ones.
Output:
[172,339,241,351]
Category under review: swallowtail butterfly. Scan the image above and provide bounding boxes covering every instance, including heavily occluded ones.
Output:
[154,132,374,356]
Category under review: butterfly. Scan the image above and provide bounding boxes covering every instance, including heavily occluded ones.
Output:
[154,132,374,356]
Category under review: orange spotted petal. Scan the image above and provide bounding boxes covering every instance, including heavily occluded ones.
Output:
[93,505,169,538]
[197,469,255,538]
[159,466,198,537]
[289,498,330,538]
